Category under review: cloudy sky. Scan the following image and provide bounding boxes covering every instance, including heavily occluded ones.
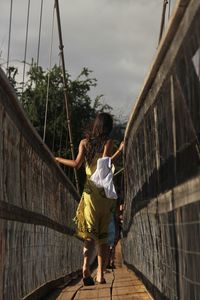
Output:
[0,0,176,119]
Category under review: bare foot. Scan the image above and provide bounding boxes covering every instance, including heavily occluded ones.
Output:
[96,272,105,283]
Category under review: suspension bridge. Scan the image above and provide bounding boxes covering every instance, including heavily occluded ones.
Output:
[0,0,200,299]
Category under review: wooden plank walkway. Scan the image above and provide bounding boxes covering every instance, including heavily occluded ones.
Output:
[47,268,152,300]
[46,243,152,300]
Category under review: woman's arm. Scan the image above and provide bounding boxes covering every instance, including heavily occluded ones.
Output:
[103,140,124,162]
[111,141,124,162]
[55,139,86,169]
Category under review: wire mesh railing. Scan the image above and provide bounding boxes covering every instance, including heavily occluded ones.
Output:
[0,68,83,299]
[122,1,200,299]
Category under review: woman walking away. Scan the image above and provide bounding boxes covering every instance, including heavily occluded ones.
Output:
[55,112,124,285]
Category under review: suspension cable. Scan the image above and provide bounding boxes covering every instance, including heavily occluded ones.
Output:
[36,0,44,67]
[52,105,57,153]
[158,0,168,45]
[7,0,13,74]
[168,0,171,20]
[54,0,80,194]
[22,0,31,96]
[59,124,64,157]
[43,4,56,142]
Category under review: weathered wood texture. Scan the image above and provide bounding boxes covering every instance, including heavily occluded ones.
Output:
[122,0,200,299]
[0,69,83,300]
[46,264,151,299]
[45,243,152,300]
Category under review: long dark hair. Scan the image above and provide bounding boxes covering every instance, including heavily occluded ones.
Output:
[85,112,113,165]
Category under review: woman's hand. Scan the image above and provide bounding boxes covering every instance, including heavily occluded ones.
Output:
[118,141,124,153]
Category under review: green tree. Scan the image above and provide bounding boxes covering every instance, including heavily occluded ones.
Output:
[14,63,112,188]
[8,63,125,192]
[20,64,112,155]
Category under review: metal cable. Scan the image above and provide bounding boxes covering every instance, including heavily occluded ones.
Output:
[158,0,168,45]
[36,0,44,67]
[21,0,31,96]
[55,0,80,194]
[7,0,13,74]
[43,4,56,142]
[168,0,171,20]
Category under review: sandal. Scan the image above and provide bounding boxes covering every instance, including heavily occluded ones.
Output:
[83,276,95,286]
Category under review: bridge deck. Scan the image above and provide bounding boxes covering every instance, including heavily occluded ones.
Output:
[46,243,152,300]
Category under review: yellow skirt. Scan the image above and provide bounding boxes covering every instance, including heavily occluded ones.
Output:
[74,179,116,244]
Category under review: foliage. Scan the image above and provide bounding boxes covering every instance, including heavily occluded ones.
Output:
[7,63,125,192]
[17,64,111,154]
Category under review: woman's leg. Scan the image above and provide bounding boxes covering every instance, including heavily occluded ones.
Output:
[83,238,94,278]
[96,243,109,282]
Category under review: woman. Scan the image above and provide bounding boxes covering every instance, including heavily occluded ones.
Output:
[55,112,123,285]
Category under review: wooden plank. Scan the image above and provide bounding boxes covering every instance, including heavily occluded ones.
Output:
[75,286,110,300]
[49,267,152,299]
[112,294,151,300]
[46,282,82,300]
[112,268,151,299]
[45,247,152,300]
[112,285,147,296]
[113,280,143,288]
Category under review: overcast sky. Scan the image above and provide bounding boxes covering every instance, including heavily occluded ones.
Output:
[0,0,176,119]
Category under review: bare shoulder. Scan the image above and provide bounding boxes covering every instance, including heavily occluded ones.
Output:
[103,139,113,157]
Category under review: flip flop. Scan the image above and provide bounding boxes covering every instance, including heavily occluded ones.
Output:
[83,276,95,286]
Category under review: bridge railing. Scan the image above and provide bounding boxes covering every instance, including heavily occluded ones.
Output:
[0,68,83,300]
[122,0,200,299]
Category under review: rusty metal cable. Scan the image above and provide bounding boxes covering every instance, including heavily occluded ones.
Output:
[54,0,80,194]
[158,0,169,45]
[21,0,31,97]
[36,0,44,67]
[168,0,171,19]
[6,0,13,74]
[43,4,56,143]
